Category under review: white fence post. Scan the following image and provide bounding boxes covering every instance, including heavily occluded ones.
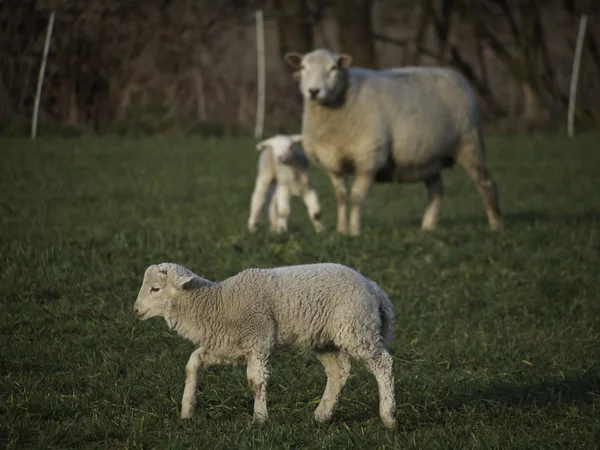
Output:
[32,10,56,140]
[567,13,588,138]
[254,9,266,139]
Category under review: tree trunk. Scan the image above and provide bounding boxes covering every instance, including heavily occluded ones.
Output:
[272,0,313,58]
[332,0,376,68]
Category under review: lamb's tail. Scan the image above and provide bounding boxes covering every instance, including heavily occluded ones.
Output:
[370,281,394,348]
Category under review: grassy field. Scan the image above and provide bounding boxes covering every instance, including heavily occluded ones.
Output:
[1,133,599,449]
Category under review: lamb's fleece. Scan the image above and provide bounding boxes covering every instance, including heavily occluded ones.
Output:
[133,261,397,428]
[248,134,324,234]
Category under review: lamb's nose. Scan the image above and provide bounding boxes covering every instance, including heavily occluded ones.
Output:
[309,88,320,99]
[133,306,139,315]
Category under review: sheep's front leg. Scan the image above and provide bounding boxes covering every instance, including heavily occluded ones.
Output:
[181,347,205,419]
[421,174,444,230]
[247,352,270,424]
[248,175,274,233]
[348,173,373,236]
[328,172,349,234]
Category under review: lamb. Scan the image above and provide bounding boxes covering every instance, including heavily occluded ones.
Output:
[133,261,397,428]
[284,48,504,235]
[248,134,325,234]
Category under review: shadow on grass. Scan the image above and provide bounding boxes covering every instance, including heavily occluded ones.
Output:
[437,210,600,228]
[445,370,600,411]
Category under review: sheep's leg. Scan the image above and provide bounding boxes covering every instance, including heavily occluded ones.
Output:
[247,352,270,424]
[180,347,205,419]
[456,137,504,230]
[274,185,291,233]
[313,350,351,423]
[302,187,325,233]
[421,174,444,230]
[362,349,397,429]
[267,185,278,232]
[248,175,274,233]
[328,172,349,234]
[348,173,373,236]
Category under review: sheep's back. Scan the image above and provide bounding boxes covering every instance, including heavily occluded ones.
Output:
[303,66,480,174]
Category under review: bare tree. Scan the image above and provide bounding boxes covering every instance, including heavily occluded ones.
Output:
[332,0,376,68]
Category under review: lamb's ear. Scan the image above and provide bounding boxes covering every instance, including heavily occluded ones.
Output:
[337,53,353,69]
[146,264,166,279]
[289,134,302,144]
[172,274,196,291]
[284,52,304,69]
[255,139,271,152]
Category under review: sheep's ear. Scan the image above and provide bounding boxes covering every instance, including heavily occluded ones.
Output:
[173,274,196,291]
[146,264,166,279]
[290,134,302,143]
[337,53,352,69]
[256,140,271,152]
[284,52,304,69]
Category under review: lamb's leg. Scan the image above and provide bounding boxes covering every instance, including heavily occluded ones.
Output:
[267,184,277,232]
[274,185,291,233]
[313,350,351,423]
[456,134,504,230]
[181,347,205,419]
[247,352,270,424]
[328,172,349,234]
[248,175,274,233]
[348,173,373,236]
[363,350,397,429]
[302,186,325,233]
[421,174,444,230]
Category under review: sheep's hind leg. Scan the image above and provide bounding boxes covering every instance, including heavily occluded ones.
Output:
[421,174,444,230]
[328,172,349,234]
[274,185,291,233]
[352,347,397,429]
[302,187,325,233]
[456,134,504,230]
[247,351,270,424]
[181,347,205,419]
[266,184,278,232]
[313,350,351,423]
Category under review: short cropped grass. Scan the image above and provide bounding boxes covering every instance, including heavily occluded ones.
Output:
[1,132,599,449]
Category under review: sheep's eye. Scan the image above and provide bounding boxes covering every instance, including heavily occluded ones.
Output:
[329,66,337,72]
[150,287,160,293]
[300,65,305,70]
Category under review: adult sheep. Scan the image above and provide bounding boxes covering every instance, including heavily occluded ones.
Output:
[284,48,504,235]
[133,261,397,428]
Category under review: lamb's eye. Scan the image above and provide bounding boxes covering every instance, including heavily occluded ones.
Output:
[329,66,337,72]
[150,287,160,293]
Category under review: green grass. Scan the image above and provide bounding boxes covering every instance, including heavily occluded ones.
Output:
[1,133,599,449]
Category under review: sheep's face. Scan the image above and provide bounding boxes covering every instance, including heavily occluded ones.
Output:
[133,263,196,320]
[284,49,352,105]
[256,134,302,164]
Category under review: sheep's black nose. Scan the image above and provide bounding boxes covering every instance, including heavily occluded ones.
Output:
[133,306,139,314]
[309,88,320,99]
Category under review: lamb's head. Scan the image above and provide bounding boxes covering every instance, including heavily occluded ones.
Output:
[133,263,198,320]
[284,48,352,105]
[256,134,302,164]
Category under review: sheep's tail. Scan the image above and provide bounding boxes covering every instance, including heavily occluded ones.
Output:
[370,281,394,348]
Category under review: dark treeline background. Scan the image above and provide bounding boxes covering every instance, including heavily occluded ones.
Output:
[1,0,599,135]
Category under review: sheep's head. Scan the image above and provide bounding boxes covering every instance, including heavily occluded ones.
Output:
[133,263,198,320]
[256,134,302,164]
[284,48,352,105]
